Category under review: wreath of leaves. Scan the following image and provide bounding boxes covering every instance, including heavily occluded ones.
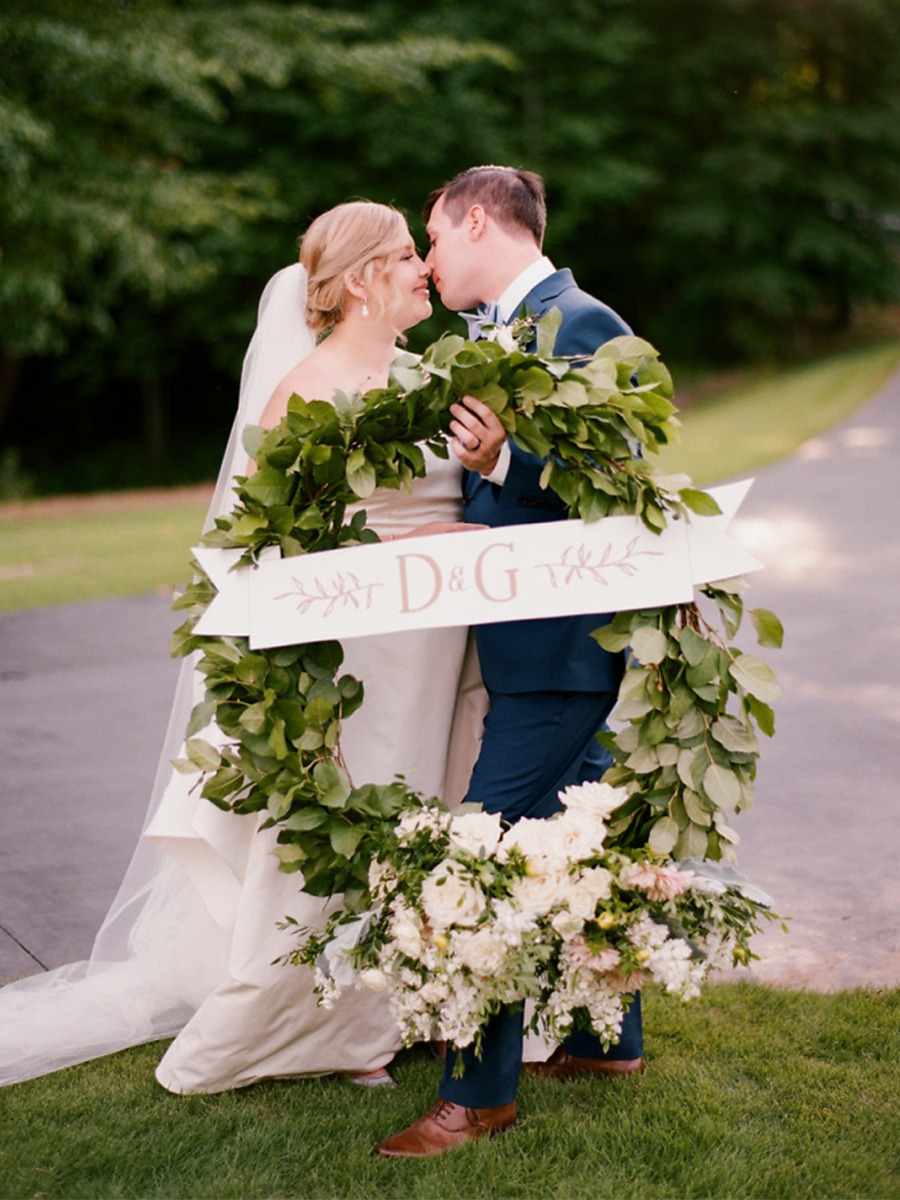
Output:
[171,313,782,913]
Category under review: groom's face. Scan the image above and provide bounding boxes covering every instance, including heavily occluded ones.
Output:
[425,197,483,312]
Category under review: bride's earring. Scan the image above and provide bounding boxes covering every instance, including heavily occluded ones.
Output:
[361,297,369,319]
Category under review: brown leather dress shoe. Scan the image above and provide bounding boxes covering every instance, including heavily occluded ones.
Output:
[526,1047,645,1080]
[373,1098,517,1158]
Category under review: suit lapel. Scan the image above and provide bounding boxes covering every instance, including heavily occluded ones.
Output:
[517,268,576,317]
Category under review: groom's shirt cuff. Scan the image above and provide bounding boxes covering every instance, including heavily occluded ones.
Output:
[481,441,511,486]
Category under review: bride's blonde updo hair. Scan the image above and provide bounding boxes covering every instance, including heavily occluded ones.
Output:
[300,201,411,334]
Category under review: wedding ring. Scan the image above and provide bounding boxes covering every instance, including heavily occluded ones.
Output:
[471,437,482,451]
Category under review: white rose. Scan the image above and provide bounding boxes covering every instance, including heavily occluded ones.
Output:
[564,865,614,920]
[453,927,508,975]
[420,859,486,929]
[554,808,607,864]
[494,324,519,353]
[510,866,567,917]
[357,967,389,992]
[448,811,503,858]
[395,805,451,845]
[551,909,584,940]
[419,978,449,1005]
[391,905,424,958]
[498,817,554,863]
[492,898,538,945]
[559,780,627,821]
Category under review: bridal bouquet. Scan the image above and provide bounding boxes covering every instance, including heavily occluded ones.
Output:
[281,780,778,1060]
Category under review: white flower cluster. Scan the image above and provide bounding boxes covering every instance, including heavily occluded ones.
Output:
[304,782,771,1052]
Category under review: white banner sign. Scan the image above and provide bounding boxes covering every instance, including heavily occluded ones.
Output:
[193,480,761,648]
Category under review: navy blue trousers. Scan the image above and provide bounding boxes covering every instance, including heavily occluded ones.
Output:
[439,690,644,1109]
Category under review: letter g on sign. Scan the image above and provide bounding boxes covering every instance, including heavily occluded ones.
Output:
[474,543,518,602]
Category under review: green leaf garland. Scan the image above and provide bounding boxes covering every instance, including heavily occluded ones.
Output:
[171,313,783,911]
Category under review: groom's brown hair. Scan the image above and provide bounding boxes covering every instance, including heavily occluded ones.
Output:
[424,166,547,246]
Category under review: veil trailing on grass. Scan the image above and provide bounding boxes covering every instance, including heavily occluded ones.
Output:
[0,264,316,1086]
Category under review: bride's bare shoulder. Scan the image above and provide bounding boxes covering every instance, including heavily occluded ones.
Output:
[260,353,333,429]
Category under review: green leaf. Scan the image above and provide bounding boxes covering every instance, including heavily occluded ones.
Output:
[702,763,742,811]
[683,789,712,827]
[648,815,679,854]
[272,844,307,867]
[730,654,782,703]
[535,307,563,358]
[711,716,759,755]
[747,694,776,737]
[629,625,669,665]
[268,717,288,760]
[713,812,741,844]
[554,379,591,408]
[613,668,654,720]
[283,807,329,832]
[169,757,198,776]
[625,744,660,774]
[201,766,245,804]
[241,467,294,507]
[313,760,351,808]
[713,590,744,639]
[751,607,784,648]
[239,700,269,736]
[267,791,292,821]
[330,822,365,858]
[679,488,722,517]
[592,623,633,653]
[470,381,510,413]
[186,698,216,738]
[346,449,377,499]
[677,748,701,789]
[515,365,556,405]
[678,625,710,667]
[675,822,709,858]
[298,728,325,751]
[241,423,266,463]
[185,737,222,772]
[685,645,720,688]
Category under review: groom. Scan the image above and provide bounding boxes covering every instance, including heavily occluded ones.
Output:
[374,166,644,1158]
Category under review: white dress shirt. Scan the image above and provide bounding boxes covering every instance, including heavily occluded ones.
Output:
[482,256,556,484]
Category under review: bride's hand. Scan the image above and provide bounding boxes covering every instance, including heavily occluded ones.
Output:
[388,521,487,540]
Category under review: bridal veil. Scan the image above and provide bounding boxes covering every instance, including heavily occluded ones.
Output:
[0,265,317,1086]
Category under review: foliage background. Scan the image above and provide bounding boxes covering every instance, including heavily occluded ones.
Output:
[1,0,899,495]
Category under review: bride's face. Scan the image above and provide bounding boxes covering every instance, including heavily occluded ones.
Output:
[377,236,432,332]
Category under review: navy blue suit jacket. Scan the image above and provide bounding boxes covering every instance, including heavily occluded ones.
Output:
[463,268,629,694]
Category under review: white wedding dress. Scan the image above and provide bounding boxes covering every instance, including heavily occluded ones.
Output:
[150,448,477,1093]
[0,265,485,1090]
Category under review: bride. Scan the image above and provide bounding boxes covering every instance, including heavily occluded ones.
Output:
[0,201,497,1092]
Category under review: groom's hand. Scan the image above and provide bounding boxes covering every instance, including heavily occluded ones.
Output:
[450,395,506,476]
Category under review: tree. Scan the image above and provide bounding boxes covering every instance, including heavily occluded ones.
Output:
[5,0,900,491]
[0,0,504,460]
[354,0,900,359]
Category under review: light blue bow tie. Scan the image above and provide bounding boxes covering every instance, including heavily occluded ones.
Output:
[462,301,501,340]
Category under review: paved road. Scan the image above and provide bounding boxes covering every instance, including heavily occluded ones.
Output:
[1,373,898,990]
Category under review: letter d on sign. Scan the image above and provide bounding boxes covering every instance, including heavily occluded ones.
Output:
[397,554,443,613]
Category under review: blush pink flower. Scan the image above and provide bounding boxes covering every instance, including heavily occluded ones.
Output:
[566,936,621,974]
[622,862,694,902]
[606,969,648,994]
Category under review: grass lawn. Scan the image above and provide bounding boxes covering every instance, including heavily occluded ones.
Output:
[0,486,211,613]
[0,983,896,1199]
[1,338,899,614]
[2,343,898,1198]
[655,338,900,485]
